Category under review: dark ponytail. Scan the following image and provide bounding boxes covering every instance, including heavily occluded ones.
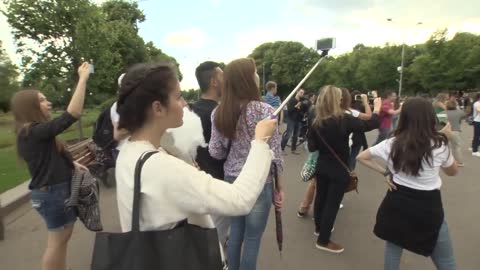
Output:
[117,63,178,133]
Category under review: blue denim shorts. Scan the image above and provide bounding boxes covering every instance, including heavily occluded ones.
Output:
[31,182,77,231]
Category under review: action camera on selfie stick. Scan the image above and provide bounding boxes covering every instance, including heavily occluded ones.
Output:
[271,37,335,118]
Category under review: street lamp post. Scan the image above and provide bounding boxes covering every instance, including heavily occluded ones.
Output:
[262,62,266,95]
[399,44,405,98]
[387,19,422,98]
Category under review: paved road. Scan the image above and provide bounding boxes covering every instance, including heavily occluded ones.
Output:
[1,128,479,270]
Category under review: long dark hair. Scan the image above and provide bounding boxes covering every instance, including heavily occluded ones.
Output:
[390,97,449,176]
[340,88,351,111]
[214,58,260,139]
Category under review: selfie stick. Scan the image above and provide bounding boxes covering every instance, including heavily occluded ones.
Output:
[272,50,329,117]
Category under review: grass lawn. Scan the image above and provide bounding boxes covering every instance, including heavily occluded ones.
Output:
[0,110,98,194]
[0,146,30,194]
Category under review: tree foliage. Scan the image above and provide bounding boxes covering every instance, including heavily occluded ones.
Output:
[182,89,200,102]
[0,41,19,112]
[250,31,480,98]
[2,0,180,108]
[249,41,320,97]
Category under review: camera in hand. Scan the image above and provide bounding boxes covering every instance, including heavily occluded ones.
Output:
[367,91,378,100]
[354,95,363,102]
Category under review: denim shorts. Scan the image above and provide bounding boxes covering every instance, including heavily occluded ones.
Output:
[31,182,77,231]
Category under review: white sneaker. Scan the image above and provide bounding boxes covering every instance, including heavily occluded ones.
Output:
[315,242,345,254]
[473,152,480,157]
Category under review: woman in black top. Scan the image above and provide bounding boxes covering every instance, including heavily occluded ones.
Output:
[11,63,90,270]
[307,85,381,253]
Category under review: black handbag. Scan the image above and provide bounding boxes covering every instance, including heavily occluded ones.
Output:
[91,151,224,270]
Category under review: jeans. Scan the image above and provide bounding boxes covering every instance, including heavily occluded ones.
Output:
[473,122,480,153]
[31,182,77,231]
[384,220,456,270]
[227,181,273,270]
[375,127,392,145]
[349,144,363,170]
[314,171,348,245]
[281,118,301,151]
[211,176,236,246]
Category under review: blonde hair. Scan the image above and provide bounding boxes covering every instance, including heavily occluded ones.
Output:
[313,85,345,127]
[436,93,448,103]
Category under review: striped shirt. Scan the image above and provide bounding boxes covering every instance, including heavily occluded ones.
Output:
[264,92,281,108]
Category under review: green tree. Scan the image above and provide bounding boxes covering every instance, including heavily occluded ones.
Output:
[2,0,181,107]
[249,41,320,97]
[0,42,19,112]
[252,30,480,97]
[182,89,199,102]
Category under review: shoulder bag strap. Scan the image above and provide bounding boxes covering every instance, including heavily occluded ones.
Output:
[314,129,352,174]
[132,151,158,232]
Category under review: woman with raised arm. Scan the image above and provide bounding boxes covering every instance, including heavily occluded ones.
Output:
[11,63,91,270]
[308,85,380,253]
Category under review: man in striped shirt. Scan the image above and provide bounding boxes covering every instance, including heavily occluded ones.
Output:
[264,81,281,109]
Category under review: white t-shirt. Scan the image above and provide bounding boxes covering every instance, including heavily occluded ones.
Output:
[349,109,361,118]
[110,102,120,124]
[474,101,480,122]
[345,109,360,146]
[369,138,454,190]
[110,102,126,149]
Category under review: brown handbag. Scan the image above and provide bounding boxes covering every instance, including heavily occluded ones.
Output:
[315,130,359,193]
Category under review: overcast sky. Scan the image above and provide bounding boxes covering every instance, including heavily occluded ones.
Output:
[1,0,479,89]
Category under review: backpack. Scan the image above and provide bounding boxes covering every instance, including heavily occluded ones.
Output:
[92,106,117,150]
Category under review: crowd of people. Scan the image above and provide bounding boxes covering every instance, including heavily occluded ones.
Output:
[9,56,480,270]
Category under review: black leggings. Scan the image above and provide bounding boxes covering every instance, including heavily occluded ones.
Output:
[314,171,349,245]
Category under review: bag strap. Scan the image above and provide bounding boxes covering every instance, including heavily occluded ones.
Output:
[132,151,159,232]
[314,129,352,174]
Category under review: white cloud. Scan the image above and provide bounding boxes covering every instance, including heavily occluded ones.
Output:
[164,28,210,49]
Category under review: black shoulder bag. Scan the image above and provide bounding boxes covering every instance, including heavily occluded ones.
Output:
[91,151,223,270]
